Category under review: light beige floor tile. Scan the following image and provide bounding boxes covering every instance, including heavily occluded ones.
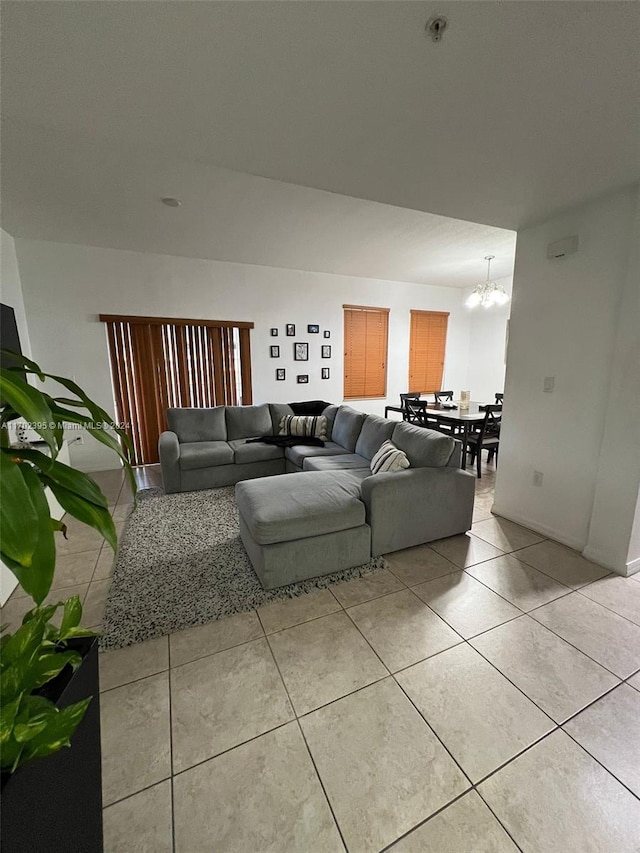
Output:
[1,583,89,629]
[258,588,341,634]
[580,575,640,626]
[56,525,106,555]
[268,611,388,715]
[430,533,505,569]
[110,502,133,522]
[397,644,554,782]
[331,568,405,608]
[347,589,461,672]
[10,550,100,598]
[301,678,469,853]
[83,577,112,626]
[479,730,640,852]
[413,572,522,639]
[100,635,169,692]
[471,617,619,723]
[389,791,518,852]
[472,517,545,553]
[169,610,264,667]
[173,722,343,853]
[473,504,494,524]
[93,546,116,581]
[385,545,460,587]
[630,572,640,583]
[515,540,609,589]
[171,637,293,772]
[628,671,640,691]
[564,684,640,796]
[466,554,570,611]
[102,780,172,853]
[531,593,640,678]
[100,672,171,806]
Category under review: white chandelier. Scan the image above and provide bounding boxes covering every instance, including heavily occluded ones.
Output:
[466,255,510,309]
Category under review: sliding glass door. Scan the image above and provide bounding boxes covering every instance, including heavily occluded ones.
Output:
[101,314,253,465]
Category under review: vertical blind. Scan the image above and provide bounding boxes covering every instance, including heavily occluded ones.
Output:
[100,314,253,465]
[408,310,449,393]
[343,305,389,399]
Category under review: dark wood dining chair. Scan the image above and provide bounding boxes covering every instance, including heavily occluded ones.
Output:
[405,399,442,431]
[466,405,502,478]
[434,390,454,403]
[400,392,421,423]
[494,392,504,405]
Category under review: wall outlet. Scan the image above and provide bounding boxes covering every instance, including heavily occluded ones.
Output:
[543,376,555,393]
[533,470,544,487]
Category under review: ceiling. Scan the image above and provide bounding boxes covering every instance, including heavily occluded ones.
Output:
[0,120,514,287]
[1,1,637,281]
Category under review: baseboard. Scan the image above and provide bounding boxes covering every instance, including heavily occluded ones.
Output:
[490,504,586,553]
[625,555,640,577]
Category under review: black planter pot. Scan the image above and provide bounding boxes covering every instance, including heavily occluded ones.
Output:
[1,638,104,853]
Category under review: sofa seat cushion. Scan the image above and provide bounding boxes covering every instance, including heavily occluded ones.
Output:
[235,471,367,545]
[226,404,273,440]
[304,454,370,472]
[284,441,351,468]
[179,441,234,471]
[229,438,285,464]
[391,422,455,468]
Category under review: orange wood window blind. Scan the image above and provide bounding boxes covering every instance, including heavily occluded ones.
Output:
[343,305,389,399]
[100,314,253,465]
[408,310,449,394]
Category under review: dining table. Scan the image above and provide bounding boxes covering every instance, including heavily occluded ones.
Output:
[386,400,491,470]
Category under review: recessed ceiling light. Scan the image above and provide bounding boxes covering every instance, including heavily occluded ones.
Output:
[161,197,181,207]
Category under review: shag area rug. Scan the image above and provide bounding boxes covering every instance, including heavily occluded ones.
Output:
[100,486,386,650]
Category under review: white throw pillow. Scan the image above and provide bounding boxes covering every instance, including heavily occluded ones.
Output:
[279,414,328,441]
[370,440,410,474]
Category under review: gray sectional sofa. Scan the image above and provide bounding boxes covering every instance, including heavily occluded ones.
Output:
[159,402,475,588]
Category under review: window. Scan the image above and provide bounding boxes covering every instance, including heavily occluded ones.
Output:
[101,314,253,465]
[343,305,389,399]
[408,310,449,393]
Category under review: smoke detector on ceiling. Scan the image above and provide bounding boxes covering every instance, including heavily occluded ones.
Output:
[426,16,448,43]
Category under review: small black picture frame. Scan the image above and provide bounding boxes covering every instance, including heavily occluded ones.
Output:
[276,368,286,381]
[321,368,330,380]
[323,330,331,338]
[321,345,331,359]
[270,345,280,358]
[307,324,320,334]
[294,342,309,361]
[270,328,278,337]
[286,324,295,336]
[297,374,309,384]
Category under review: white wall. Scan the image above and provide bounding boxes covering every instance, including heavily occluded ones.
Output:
[14,239,473,471]
[465,276,512,403]
[494,185,640,573]
[0,228,32,603]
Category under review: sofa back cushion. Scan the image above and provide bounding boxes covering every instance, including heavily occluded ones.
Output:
[391,422,455,468]
[167,407,227,443]
[355,414,396,460]
[321,404,338,440]
[226,404,273,440]
[332,405,367,452]
[269,403,294,435]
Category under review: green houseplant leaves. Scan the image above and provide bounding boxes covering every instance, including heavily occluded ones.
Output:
[0,352,135,774]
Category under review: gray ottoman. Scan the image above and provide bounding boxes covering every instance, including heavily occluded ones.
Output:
[235,471,371,589]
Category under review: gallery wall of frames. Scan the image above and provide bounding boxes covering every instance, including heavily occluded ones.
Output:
[268,323,331,384]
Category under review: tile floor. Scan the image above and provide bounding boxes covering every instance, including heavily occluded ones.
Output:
[3,462,640,852]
